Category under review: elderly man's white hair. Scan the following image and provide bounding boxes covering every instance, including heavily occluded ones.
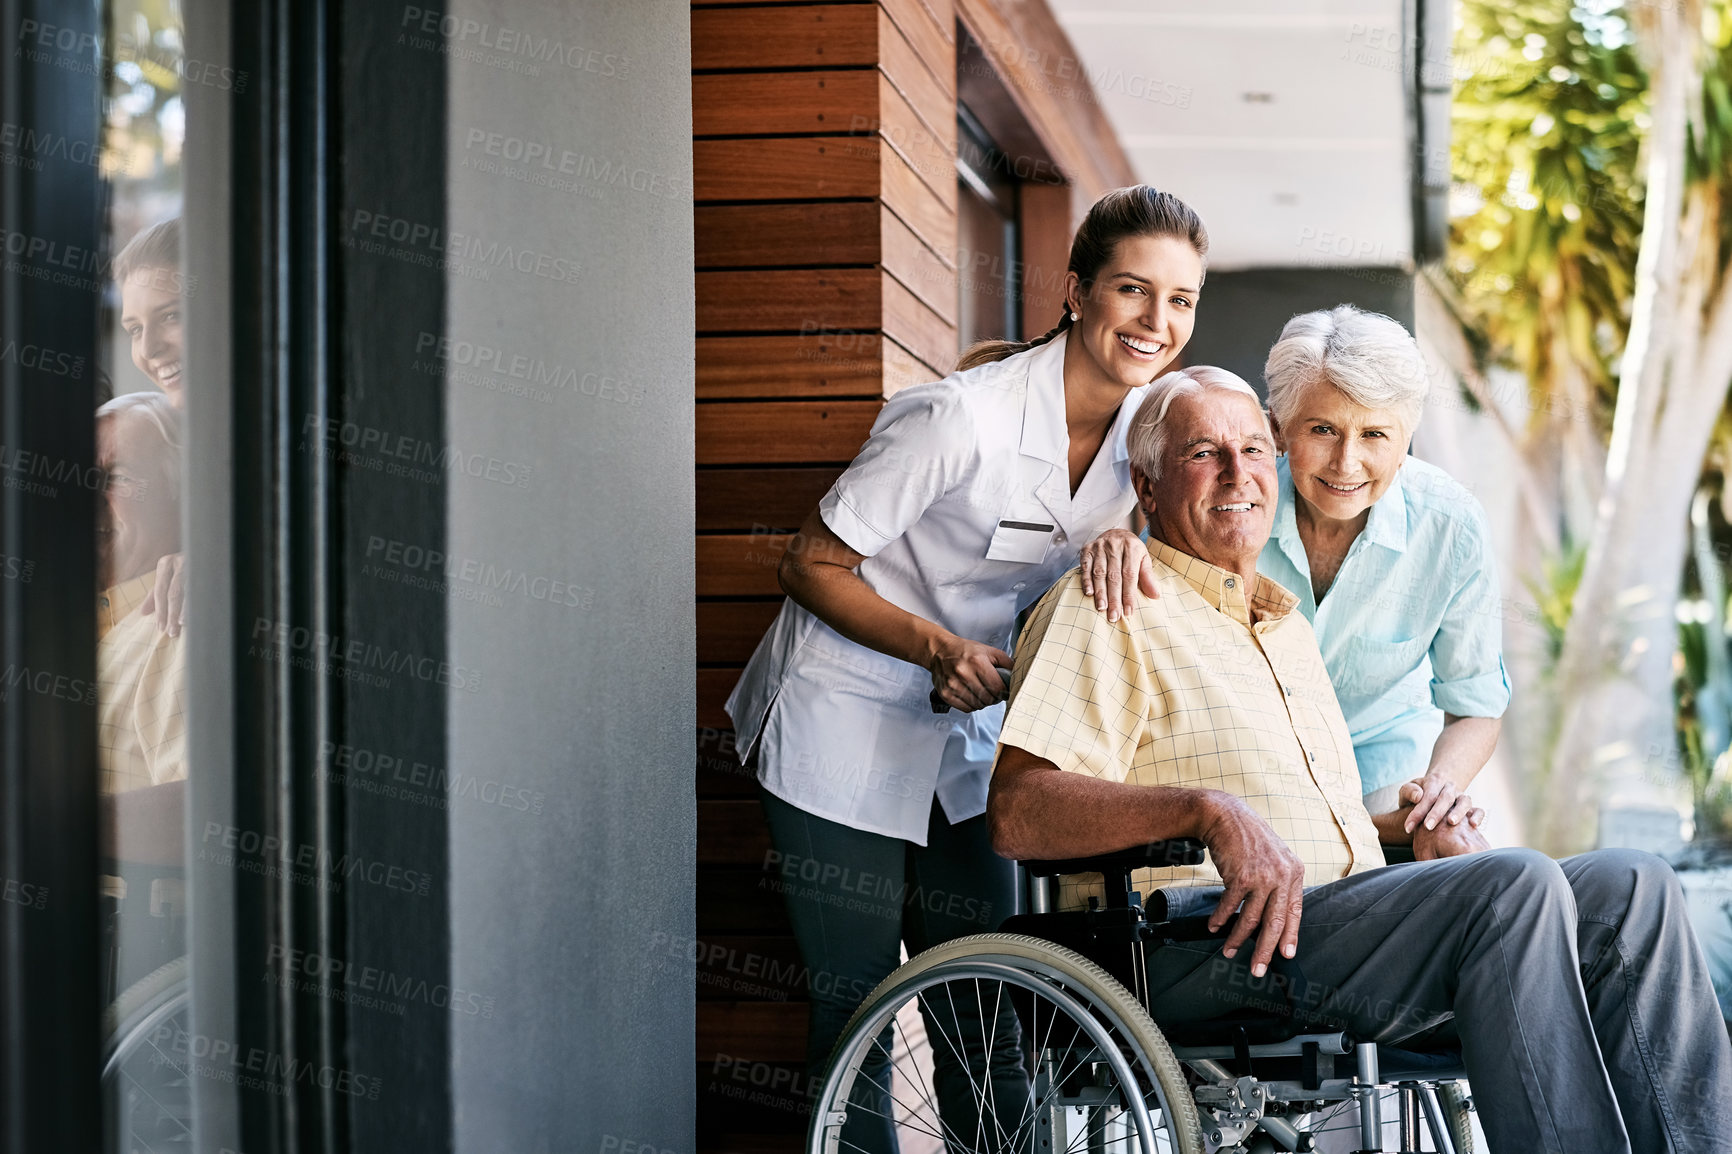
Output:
[1263,304,1429,434]
[1126,366,1268,479]
[97,389,182,502]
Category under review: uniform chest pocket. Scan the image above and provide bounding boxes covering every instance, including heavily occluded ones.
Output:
[984,517,1055,565]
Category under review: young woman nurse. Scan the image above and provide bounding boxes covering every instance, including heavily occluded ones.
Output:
[725,186,1210,1146]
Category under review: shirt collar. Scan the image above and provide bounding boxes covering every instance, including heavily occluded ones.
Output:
[1147,537,1298,627]
[1018,330,1071,467]
[1274,455,1409,559]
[1364,463,1409,552]
[98,573,155,641]
[1274,458,1307,577]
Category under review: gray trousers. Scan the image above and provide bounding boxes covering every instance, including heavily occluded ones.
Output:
[1144,848,1732,1154]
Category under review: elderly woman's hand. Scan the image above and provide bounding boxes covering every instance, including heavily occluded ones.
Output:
[140,551,186,638]
[1078,529,1160,623]
[1399,774,1484,835]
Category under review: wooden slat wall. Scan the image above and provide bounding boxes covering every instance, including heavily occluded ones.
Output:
[691,0,1134,1145]
[693,3,956,1145]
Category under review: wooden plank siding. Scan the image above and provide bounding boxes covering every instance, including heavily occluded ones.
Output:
[695,466,845,529]
[696,535,791,598]
[686,43,955,1118]
[695,335,883,400]
[691,5,880,70]
[692,136,880,200]
[696,401,880,465]
[692,70,882,137]
[697,602,784,663]
[694,203,880,269]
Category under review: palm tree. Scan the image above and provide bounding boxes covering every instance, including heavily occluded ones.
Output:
[1446,0,1732,853]
[1449,0,1646,547]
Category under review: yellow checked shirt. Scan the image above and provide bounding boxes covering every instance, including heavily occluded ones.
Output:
[995,538,1384,910]
[98,573,189,795]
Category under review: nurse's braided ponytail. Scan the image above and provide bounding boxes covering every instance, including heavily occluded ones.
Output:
[955,186,1208,372]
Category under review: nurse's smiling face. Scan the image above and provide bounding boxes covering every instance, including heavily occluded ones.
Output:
[1066,234,1202,392]
[1274,378,1411,529]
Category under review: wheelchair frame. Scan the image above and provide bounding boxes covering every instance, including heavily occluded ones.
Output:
[810,839,1474,1154]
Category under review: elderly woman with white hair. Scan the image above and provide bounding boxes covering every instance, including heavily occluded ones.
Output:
[1256,304,1508,843]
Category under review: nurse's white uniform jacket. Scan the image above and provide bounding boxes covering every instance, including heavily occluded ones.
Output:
[725,332,1150,843]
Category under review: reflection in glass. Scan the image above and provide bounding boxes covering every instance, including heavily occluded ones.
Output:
[97,1,191,1148]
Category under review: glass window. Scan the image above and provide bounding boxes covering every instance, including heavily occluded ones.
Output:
[98,2,193,1146]
[956,105,1020,349]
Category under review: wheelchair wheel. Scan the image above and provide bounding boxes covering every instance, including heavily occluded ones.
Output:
[103,955,192,1152]
[810,932,1203,1154]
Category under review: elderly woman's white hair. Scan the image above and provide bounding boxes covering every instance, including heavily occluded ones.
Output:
[1263,305,1429,434]
[1126,365,1267,479]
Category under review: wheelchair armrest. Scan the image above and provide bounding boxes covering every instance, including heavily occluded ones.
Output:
[1021,838,1206,879]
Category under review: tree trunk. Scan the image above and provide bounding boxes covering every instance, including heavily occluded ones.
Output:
[1537,0,1729,853]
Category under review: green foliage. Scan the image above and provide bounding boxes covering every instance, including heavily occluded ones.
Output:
[1679,475,1732,835]
[1687,4,1732,280]
[1450,0,1649,433]
[1525,541,1589,664]
[1676,621,1732,836]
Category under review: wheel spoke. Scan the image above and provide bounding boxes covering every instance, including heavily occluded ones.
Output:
[973,976,1016,1152]
[888,998,953,1134]
[863,1009,979,1150]
[923,979,1009,1145]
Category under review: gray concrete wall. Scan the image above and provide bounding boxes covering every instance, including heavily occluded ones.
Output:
[443,1,694,1146]
[1183,267,1416,392]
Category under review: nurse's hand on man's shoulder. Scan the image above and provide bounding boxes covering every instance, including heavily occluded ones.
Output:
[1079,528,1160,623]
[926,636,1014,713]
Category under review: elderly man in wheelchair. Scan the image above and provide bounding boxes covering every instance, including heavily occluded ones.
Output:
[808,369,1732,1154]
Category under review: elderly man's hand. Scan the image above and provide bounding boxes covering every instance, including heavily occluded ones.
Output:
[1079,528,1160,623]
[1197,792,1307,978]
[1413,814,1491,861]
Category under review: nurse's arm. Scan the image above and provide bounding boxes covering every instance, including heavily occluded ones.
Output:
[777,507,1012,712]
[989,747,1307,977]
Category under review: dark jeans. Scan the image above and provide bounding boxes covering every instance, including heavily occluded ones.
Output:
[759,787,1025,1153]
[1144,848,1732,1154]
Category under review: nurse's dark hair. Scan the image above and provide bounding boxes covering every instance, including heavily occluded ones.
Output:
[954,186,1208,372]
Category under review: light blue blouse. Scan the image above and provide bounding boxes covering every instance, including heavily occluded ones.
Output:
[1256,455,1511,796]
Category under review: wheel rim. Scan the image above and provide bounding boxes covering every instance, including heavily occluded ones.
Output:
[103,985,192,1151]
[816,956,1183,1154]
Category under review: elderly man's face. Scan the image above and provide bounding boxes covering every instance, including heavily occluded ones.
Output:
[1134,390,1277,573]
[96,407,180,590]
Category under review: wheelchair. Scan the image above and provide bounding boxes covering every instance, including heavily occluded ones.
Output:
[101,857,193,1152]
[808,841,1475,1154]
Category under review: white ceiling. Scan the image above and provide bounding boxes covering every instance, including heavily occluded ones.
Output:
[1048,0,1415,270]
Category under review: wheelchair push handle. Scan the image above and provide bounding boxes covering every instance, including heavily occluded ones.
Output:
[928,667,1014,713]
